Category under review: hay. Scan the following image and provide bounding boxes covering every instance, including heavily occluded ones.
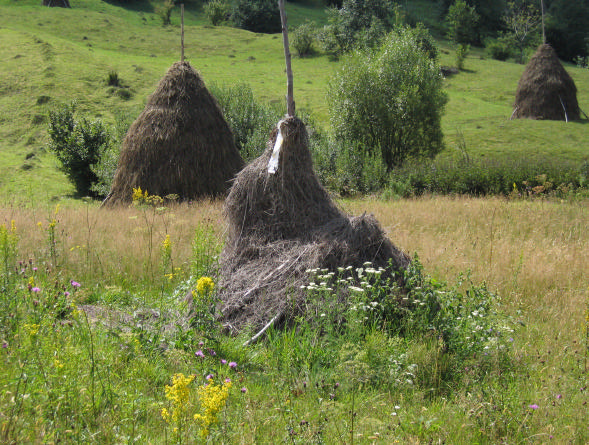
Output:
[218,116,410,333]
[512,44,580,121]
[103,61,243,206]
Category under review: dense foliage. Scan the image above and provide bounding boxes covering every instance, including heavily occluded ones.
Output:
[47,103,109,198]
[232,0,281,34]
[328,26,447,171]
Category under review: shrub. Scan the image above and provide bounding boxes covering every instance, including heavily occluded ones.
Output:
[204,0,230,26]
[48,103,111,198]
[209,83,282,161]
[486,39,511,61]
[156,0,175,26]
[328,26,447,171]
[455,43,469,70]
[291,21,316,57]
[232,0,281,34]
[445,0,479,45]
[106,71,120,87]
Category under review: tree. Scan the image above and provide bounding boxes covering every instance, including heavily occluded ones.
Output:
[439,0,506,43]
[232,0,281,34]
[545,0,589,61]
[48,103,110,197]
[328,26,447,171]
[446,0,479,45]
[502,1,542,63]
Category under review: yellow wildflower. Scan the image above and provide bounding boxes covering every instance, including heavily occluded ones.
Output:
[162,373,194,424]
[10,220,16,233]
[162,234,171,251]
[196,277,215,295]
[24,323,40,336]
[193,378,231,438]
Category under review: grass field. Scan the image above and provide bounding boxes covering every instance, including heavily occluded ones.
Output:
[1,0,589,442]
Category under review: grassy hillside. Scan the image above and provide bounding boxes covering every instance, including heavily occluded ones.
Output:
[0,0,588,202]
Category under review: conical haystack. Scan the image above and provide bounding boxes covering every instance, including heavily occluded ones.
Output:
[103,61,243,206]
[512,44,580,121]
[218,116,410,333]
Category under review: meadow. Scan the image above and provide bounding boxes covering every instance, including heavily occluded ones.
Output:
[1,0,589,442]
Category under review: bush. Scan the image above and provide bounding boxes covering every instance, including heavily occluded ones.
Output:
[445,0,479,45]
[156,0,175,26]
[209,83,282,162]
[47,103,111,197]
[204,0,230,26]
[455,43,469,70]
[486,39,511,61]
[328,26,447,171]
[232,0,281,34]
[291,21,316,57]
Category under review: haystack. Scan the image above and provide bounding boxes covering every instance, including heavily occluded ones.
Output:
[102,61,243,206]
[512,44,580,121]
[218,116,410,333]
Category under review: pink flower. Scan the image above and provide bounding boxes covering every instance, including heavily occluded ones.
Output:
[195,350,205,358]
[221,359,227,365]
[225,378,231,383]
[206,374,214,380]
[229,361,237,369]
[241,387,247,393]
[528,404,539,410]
[70,280,81,288]
[32,287,41,293]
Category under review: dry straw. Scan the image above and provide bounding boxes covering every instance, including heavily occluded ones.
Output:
[512,44,581,121]
[218,116,410,333]
[103,61,243,206]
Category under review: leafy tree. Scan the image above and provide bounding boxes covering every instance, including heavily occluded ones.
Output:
[204,0,231,26]
[446,0,479,45]
[502,0,541,63]
[439,0,506,43]
[318,0,396,55]
[328,26,447,171]
[291,21,317,57]
[48,103,110,197]
[232,0,281,34]
[545,0,589,61]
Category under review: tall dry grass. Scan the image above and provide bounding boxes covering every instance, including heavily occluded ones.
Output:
[2,196,587,336]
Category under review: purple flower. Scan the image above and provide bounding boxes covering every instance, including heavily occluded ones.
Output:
[198,341,204,347]
[556,394,562,399]
[195,350,205,358]
[1,341,7,349]
[32,267,38,272]
[208,349,216,356]
[64,291,70,297]
[229,361,237,369]
[221,359,227,365]
[528,404,539,410]
[241,387,247,393]
[70,280,81,288]
[32,287,41,293]
[206,374,214,380]
[225,378,231,383]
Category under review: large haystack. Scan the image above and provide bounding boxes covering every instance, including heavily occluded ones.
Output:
[103,61,243,206]
[218,116,410,333]
[512,44,580,121]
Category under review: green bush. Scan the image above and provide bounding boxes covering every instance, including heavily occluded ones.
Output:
[387,156,587,197]
[455,43,470,70]
[328,26,447,171]
[156,0,175,26]
[445,0,479,45]
[47,103,111,198]
[486,39,511,61]
[232,0,281,34]
[210,83,282,162]
[291,21,316,57]
[204,0,230,26]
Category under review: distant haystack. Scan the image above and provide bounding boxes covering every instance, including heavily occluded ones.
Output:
[103,61,243,206]
[512,44,580,121]
[42,0,70,7]
[218,116,410,333]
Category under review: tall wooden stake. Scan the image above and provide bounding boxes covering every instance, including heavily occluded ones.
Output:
[540,0,545,44]
[278,0,295,117]
[181,4,185,61]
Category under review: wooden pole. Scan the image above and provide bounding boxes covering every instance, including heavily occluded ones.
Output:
[540,0,545,44]
[181,4,185,62]
[278,0,295,117]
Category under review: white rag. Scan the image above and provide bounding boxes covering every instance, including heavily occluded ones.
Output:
[267,120,286,174]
